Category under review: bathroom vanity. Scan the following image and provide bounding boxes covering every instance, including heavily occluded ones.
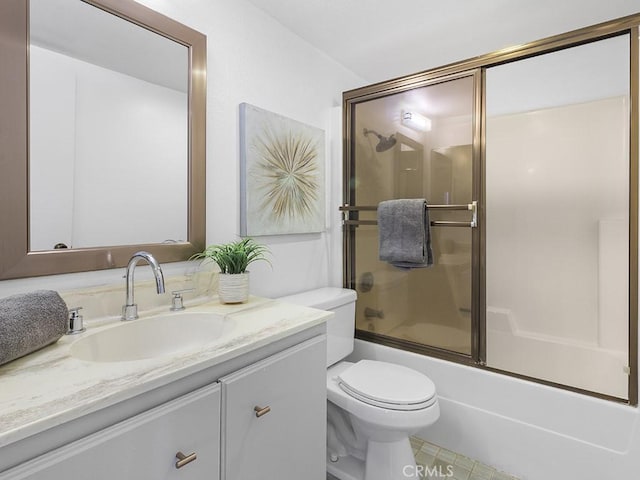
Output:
[0,297,329,480]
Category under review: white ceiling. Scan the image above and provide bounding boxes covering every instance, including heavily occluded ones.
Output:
[245,0,640,83]
[30,0,188,92]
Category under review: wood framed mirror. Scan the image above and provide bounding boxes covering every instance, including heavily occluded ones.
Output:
[0,0,206,280]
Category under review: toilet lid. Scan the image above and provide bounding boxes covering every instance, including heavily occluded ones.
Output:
[337,360,436,411]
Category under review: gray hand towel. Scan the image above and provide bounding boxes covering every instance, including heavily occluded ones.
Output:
[0,290,68,366]
[378,199,433,269]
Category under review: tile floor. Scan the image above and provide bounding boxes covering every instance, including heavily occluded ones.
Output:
[410,437,519,480]
[326,437,520,480]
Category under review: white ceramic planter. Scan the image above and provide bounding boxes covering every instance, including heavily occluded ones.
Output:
[218,272,250,304]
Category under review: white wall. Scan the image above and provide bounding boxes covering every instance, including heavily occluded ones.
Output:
[132,0,363,298]
[1,0,364,298]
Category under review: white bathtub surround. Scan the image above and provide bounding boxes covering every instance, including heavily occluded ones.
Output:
[486,307,628,398]
[597,218,629,351]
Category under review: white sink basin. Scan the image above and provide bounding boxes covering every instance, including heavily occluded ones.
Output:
[70,312,235,362]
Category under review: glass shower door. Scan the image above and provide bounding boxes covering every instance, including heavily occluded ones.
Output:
[343,18,637,403]
[484,34,632,399]
[345,74,478,358]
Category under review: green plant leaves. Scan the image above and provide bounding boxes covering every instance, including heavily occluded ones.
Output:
[190,238,270,274]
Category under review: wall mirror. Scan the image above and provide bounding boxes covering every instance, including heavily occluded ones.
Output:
[0,0,206,279]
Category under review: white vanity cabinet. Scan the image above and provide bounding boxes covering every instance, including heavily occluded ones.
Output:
[220,336,327,480]
[0,332,327,480]
[0,384,221,480]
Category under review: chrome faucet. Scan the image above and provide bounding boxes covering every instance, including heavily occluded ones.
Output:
[121,251,165,321]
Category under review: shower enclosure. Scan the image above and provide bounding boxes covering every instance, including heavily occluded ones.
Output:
[342,18,638,403]
[343,74,479,359]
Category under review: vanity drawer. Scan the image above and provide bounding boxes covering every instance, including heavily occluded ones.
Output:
[1,383,221,480]
[220,335,326,480]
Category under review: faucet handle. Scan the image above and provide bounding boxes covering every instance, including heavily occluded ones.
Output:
[170,288,195,311]
[67,307,85,335]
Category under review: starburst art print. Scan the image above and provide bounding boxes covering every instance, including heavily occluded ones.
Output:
[240,103,325,236]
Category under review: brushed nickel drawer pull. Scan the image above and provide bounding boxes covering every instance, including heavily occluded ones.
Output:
[254,405,271,417]
[175,451,197,469]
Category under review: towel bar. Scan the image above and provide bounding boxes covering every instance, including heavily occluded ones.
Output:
[339,203,472,211]
[340,201,477,228]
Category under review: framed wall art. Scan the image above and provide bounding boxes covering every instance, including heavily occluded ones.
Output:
[240,103,325,236]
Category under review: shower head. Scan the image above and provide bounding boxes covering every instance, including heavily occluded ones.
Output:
[363,128,397,153]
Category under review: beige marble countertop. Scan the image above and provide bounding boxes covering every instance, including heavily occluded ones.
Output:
[0,296,330,449]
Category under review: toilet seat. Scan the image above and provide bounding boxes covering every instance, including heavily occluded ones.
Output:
[337,360,436,411]
[327,361,440,432]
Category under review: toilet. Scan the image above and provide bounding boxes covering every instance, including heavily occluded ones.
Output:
[278,287,440,480]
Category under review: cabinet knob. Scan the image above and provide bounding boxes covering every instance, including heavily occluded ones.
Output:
[254,405,271,418]
[175,451,197,469]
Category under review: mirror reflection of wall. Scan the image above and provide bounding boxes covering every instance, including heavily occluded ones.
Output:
[29,0,189,250]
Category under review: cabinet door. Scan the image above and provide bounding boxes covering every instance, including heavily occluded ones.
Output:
[221,336,326,480]
[1,383,221,480]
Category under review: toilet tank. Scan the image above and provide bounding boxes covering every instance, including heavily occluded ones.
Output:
[278,287,357,367]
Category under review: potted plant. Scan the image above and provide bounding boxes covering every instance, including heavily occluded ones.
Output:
[191,238,270,303]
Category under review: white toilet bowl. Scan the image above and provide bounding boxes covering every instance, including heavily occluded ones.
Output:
[326,360,439,480]
[277,288,440,480]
